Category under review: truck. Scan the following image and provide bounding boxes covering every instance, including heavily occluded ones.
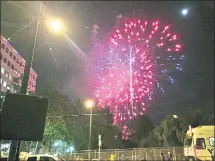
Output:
[184,125,214,161]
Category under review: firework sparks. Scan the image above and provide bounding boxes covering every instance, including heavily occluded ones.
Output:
[94,19,183,125]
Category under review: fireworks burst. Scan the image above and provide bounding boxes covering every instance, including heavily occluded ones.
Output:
[121,125,133,140]
[94,19,184,125]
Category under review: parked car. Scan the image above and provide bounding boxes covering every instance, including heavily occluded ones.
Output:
[22,154,65,161]
[0,152,8,161]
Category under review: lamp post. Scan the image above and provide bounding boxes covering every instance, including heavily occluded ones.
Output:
[7,3,42,161]
[84,99,94,161]
[7,3,65,161]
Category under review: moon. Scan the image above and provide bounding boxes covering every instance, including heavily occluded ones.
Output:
[181,8,189,16]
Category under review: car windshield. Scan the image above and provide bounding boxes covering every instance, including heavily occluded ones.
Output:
[184,134,193,146]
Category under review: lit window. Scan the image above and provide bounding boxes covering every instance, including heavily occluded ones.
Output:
[9,74,12,80]
[9,52,13,57]
[5,72,9,78]
[3,57,7,63]
[3,81,7,87]
[7,86,10,90]
[209,137,214,147]
[15,68,17,74]
[1,43,5,49]
[1,67,4,74]
[6,47,9,53]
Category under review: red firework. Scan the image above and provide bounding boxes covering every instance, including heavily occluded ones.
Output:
[94,19,183,125]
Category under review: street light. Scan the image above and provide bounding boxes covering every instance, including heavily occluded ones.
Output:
[8,4,67,161]
[46,18,66,34]
[8,2,43,161]
[84,99,94,160]
[50,20,63,32]
[173,115,178,119]
[85,99,94,109]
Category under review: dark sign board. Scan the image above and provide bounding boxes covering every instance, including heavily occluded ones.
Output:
[1,93,48,141]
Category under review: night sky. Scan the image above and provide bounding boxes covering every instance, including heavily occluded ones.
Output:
[1,1,214,123]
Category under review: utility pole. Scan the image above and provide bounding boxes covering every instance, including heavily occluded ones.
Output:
[88,108,93,161]
[98,135,102,160]
[7,2,42,161]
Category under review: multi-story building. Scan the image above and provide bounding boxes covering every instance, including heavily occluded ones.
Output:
[0,35,37,94]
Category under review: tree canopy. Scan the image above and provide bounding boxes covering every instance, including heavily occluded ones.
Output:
[31,77,214,152]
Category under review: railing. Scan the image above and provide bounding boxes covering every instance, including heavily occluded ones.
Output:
[59,146,185,160]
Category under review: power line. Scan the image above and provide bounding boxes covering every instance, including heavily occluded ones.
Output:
[30,1,42,66]
[47,113,111,118]
[46,110,169,118]
[39,23,60,69]
[7,21,33,41]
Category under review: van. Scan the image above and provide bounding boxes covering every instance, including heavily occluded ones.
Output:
[184,125,214,161]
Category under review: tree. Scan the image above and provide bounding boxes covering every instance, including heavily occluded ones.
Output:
[182,100,214,127]
[139,115,188,147]
[161,115,187,146]
[37,78,125,151]
[64,102,124,150]
[91,118,124,149]
[43,117,71,151]
[118,115,154,148]
[128,115,154,144]
[139,131,160,148]
[36,79,73,152]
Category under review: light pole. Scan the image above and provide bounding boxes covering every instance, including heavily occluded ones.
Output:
[84,99,94,161]
[8,2,42,161]
[7,3,65,161]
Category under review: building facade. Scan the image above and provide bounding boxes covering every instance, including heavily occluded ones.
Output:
[1,35,37,94]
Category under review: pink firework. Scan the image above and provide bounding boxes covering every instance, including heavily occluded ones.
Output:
[121,125,133,140]
[94,19,183,125]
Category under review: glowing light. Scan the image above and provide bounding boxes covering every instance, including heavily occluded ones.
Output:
[50,20,62,32]
[181,8,189,16]
[173,115,178,118]
[66,146,74,152]
[84,99,94,109]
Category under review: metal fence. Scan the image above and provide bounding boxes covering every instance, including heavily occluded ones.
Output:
[60,146,185,160]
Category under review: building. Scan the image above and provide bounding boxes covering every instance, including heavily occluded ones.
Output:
[1,35,37,94]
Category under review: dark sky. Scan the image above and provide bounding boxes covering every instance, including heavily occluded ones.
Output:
[1,1,214,122]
